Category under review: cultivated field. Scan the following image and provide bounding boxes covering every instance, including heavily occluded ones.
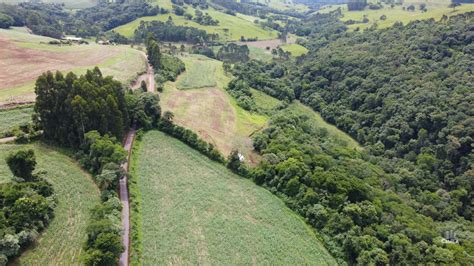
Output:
[0,105,33,136]
[113,0,278,41]
[160,54,267,164]
[319,0,474,30]
[132,131,337,265]
[0,143,100,265]
[0,28,147,104]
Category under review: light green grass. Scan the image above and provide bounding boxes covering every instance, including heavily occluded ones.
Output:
[280,43,308,56]
[289,101,362,151]
[251,88,281,111]
[0,105,33,135]
[133,130,336,265]
[328,0,474,30]
[113,0,278,41]
[251,0,309,12]
[248,45,274,61]
[0,143,100,265]
[176,55,217,89]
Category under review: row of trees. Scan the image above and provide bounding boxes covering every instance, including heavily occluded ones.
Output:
[0,150,56,263]
[134,19,214,44]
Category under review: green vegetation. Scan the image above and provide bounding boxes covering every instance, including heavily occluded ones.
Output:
[132,130,336,265]
[280,43,308,56]
[176,55,218,89]
[0,143,99,265]
[323,0,474,30]
[0,105,33,137]
[251,88,281,111]
[113,1,278,41]
[231,11,474,264]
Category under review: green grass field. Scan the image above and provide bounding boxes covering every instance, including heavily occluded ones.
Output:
[280,43,308,56]
[0,143,100,265]
[319,0,474,30]
[176,55,217,89]
[288,102,362,151]
[132,130,336,265]
[113,0,278,41]
[251,88,282,112]
[0,105,33,135]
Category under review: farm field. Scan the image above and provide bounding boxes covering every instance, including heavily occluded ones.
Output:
[160,54,267,165]
[132,131,337,265]
[113,0,278,41]
[0,143,100,265]
[319,0,474,30]
[251,88,282,112]
[0,28,147,104]
[0,105,33,136]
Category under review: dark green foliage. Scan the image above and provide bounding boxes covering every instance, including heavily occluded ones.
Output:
[348,0,368,10]
[134,20,217,44]
[6,149,36,181]
[158,54,186,82]
[1,151,55,262]
[126,91,162,130]
[295,13,474,222]
[0,12,13,29]
[0,2,159,38]
[225,79,257,111]
[217,43,250,63]
[146,36,162,69]
[249,109,469,264]
[34,68,129,148]
[193,9,218,25]
[158,112,225,163]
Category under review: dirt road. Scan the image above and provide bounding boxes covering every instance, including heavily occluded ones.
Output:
[131,53,155,92]
[119,128,135,266]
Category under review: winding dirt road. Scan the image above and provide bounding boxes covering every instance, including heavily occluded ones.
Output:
[131,52,155,92]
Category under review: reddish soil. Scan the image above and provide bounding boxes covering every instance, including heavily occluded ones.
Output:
[0,37,122,90]
[237,39,282,50]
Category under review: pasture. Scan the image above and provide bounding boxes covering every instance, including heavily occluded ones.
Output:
[113,0,278,41]
[280,43,308,56]
[132,131,337,265]
[0,28,147,104]
[160,54,267,165]
[0,143,100,265]
[319,0,474,30]
[0,105,33,136]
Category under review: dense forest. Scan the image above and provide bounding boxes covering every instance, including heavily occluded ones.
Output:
[229,11,474,264]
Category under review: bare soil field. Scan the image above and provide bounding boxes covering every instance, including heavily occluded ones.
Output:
[0,28,146,104]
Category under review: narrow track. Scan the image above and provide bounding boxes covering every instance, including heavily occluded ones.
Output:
[119,128,136,266]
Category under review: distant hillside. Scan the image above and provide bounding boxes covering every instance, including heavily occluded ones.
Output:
[0,0,97,9]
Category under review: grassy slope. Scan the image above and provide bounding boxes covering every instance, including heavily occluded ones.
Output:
[113,0,278,41]
[280,43,308,56]
[0,143,100,265]
[0,105,33,134]
[289,102,362,151]
[160,54,266,163]
[133,130,336,265]
[0,28,146,103]
[319,0,474,30]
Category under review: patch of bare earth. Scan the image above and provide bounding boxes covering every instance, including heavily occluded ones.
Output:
[0,37,123,90]
[237,39,283,50]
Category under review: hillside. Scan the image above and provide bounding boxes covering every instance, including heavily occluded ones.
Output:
[160,54,267,165]
[113,0,278,41]
[131,130,337,265]
[0,0,97,9]
[0,143,100,265]
[0,28,146,104]
[318,0,474,30]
